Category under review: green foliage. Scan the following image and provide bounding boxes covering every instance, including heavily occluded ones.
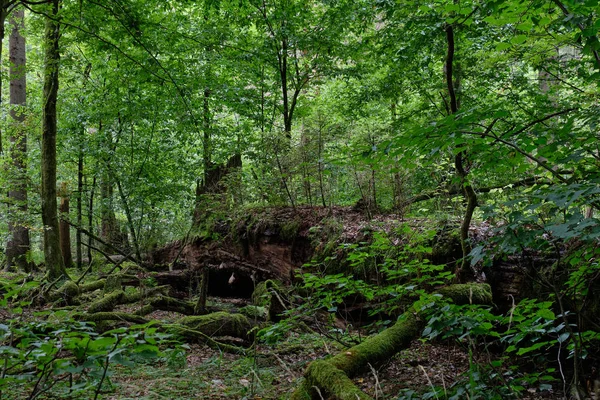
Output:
[258,226,452,344]
[0,277,184,399]
[417,295,595,398]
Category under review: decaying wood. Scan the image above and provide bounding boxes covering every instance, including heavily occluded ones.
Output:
[178,311,256,342]
[291,284,493,400]
[135,296,198,316]
[78,311,251,354]
[86,286,169,313]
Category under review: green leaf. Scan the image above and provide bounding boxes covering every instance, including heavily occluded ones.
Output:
[510,35,528,45]
[557,332,570,343]
[495,42,512,51]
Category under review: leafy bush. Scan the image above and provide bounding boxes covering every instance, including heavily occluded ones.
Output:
[0,278,186,399]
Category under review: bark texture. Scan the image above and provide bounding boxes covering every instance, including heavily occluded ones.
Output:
[41,0,67,281]
[59,182,73,268]
[6,8,30,272]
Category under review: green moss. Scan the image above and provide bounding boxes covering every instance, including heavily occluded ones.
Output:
[251,279,282,307]
[81,312,149,324]
[148,296,196,315]
[330,312,421,376]
[305,360,372,400]
[165,324,248,354]
[79,279,106,293]
[437,283,492,305]
[239,305,268,320]
[293,284,494,398]
[120,261,144,273]
[103,275,122,294]
[136,304,154,316]
[59,280,80,298]
[280,219,301,241]
[87,290,124,313]
[430,227,462,264]
[47,280,80,303]
[178,312,253,340]
[251,280,288,321]
[290,381,312,400]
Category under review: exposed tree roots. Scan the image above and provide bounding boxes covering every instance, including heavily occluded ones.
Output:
[291,283,493,400]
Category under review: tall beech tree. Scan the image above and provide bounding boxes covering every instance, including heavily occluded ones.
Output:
[5,7,30,272]
[41,0,67,281]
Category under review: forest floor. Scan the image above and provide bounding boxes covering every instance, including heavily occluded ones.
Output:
[0,207,570,399]
[101,297,560,400]
[105,298,480,400]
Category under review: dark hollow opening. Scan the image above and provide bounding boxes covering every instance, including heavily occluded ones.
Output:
[208,269,255,298]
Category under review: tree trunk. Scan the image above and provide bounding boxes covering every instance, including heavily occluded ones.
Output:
[0,2,6,156]
[445,24,477,281]
[59,182,73,268]
[77,151,83,269]
[194,267,209,314]
[280,37,291,138]
[100,175,118,249]
[41,0,68,281]
[6,7,31,272]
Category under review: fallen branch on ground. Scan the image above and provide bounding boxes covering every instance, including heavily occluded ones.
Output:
[291,283,493,400]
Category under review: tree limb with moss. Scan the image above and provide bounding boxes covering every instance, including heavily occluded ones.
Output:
[291,283,493,400]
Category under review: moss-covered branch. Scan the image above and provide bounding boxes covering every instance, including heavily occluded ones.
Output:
[178,312,256,341]
[292,283,493,400]
[86,286,169,313]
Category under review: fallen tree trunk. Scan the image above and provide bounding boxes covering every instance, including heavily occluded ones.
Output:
[178,312,256,341]
[136,296,197,316]
[291,283,493,400]
[76,311,250,354]
[86,286,169,313]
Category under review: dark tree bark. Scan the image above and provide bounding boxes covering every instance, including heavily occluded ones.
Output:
[41,0,68,281]
[0,1,7,156]
[77,150,83,269]
[445,24,477,282]
[100,174,118,249]
[76,63,91,270]
[58,182,73,268]
[6,7,31,272]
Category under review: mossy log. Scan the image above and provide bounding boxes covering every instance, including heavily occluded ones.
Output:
[87,290,127,313]
[74,311,248,354]
[79,279,106,293]
[178,312,255,341]
[46,280,80,303]
[292,283,493,400]
[86,286,169,313]
[135,296,197,316]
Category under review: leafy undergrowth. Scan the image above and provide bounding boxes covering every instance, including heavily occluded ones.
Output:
[0,272,568,400]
